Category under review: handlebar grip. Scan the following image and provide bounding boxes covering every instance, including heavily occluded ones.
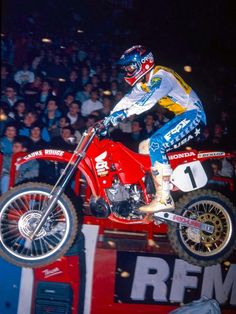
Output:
[92,119,110,137]
[103,116,111,128]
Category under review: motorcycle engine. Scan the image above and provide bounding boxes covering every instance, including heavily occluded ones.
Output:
[106,179,142,217]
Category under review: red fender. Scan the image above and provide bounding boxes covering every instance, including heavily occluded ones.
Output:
[11,149,99,196]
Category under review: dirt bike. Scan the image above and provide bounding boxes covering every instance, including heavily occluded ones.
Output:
[0,121,236,268]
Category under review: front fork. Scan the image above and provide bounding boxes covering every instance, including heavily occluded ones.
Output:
[29,129,97,240]
[154,211,214,234]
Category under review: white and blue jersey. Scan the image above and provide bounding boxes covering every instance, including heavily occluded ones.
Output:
[111,65,206,165]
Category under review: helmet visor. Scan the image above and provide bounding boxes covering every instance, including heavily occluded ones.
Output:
[121,63,138,77]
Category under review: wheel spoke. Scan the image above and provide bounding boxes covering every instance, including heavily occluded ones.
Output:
[179,199,232,257]
[9,199,25,216]
[19,196,30,213]
[3,231,22,242]
[0,188,71,263]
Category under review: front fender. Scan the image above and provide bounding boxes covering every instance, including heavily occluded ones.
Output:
[14,149,99,195]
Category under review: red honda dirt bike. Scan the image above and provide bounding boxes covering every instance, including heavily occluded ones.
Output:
[0,121,235,268]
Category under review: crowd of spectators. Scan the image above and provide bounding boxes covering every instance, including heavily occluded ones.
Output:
[1,30,236,195]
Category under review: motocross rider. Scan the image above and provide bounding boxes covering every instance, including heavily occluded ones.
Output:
[104,45,206,213]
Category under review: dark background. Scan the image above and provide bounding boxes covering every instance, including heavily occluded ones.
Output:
[2,0,236,66]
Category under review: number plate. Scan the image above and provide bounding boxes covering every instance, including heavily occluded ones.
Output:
[171,161,208,192]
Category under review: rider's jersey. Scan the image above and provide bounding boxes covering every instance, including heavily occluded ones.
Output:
[112,65,206,124]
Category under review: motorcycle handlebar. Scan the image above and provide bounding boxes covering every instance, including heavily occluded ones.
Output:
[92,118,111,135]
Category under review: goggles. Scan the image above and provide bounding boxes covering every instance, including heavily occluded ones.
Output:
[121,63,138,76]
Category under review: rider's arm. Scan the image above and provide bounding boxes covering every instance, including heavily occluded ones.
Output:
[111,75,172,117]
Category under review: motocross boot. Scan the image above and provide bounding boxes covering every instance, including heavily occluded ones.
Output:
[139,162,175,213]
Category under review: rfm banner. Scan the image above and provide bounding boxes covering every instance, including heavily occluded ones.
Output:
[115,252,236,307]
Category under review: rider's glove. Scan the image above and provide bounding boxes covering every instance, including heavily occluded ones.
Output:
[104,110,127,127]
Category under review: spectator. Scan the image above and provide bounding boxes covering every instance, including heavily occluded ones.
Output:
[0,123,18,193]
[125,119,144,152]
[66,101,80,124]
[1,136,39,194]
[11,100,27,124]
[61,92,75,115]
[1,84,23,108]
[0,122,17,155]
[14,61,35,87]
[51,126,76,151]
[14,137,39,185]
[110,80,120,97]
[79,65,90,87]
[100,96,112,118]
[29,122,47,151]
[67,101,85,131]
[142,113,157,139]
[0,102,15,136]
[219,158,234,178]
[42,98,61,136]
[81,88,103,117]
[31,55,44,73]
[19,111,50,142]
[84,114,98,130]
[50,115,70,138]
[130,119,144,143]
[36,79,53,108]
[208,158,235,193]
[62,69,80,97]
[198,126,212,148]
[118,116,134,133]
[154,107,170,129]
[29,122,57,182]
[91,74,101,89]
[75,82,93,104]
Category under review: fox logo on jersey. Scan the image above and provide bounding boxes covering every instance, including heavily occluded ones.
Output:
[164,119,190,141]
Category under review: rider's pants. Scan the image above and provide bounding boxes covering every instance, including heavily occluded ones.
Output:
[149,109,206,165]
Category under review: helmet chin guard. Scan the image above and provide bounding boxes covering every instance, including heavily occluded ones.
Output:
[118,45,155,86]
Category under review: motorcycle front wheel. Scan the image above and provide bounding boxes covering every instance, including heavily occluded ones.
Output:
[0,182,78,268]
[168,189,236,266]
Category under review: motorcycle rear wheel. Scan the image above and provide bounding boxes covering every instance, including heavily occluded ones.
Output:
[0,182,78,268]
[168,189,236,266]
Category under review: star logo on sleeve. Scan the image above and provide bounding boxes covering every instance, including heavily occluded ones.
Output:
[194,128,201,137]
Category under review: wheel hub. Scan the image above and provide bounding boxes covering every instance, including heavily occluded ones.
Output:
[18,211,46,239]
[185,213,223,244]
[198,213,223,244]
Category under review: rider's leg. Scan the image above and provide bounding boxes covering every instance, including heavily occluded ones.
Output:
[139,109,204,213]
[139,160,174,212]
[139,134,174,212]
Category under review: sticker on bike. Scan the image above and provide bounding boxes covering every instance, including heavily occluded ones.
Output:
[171,161,208,192]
